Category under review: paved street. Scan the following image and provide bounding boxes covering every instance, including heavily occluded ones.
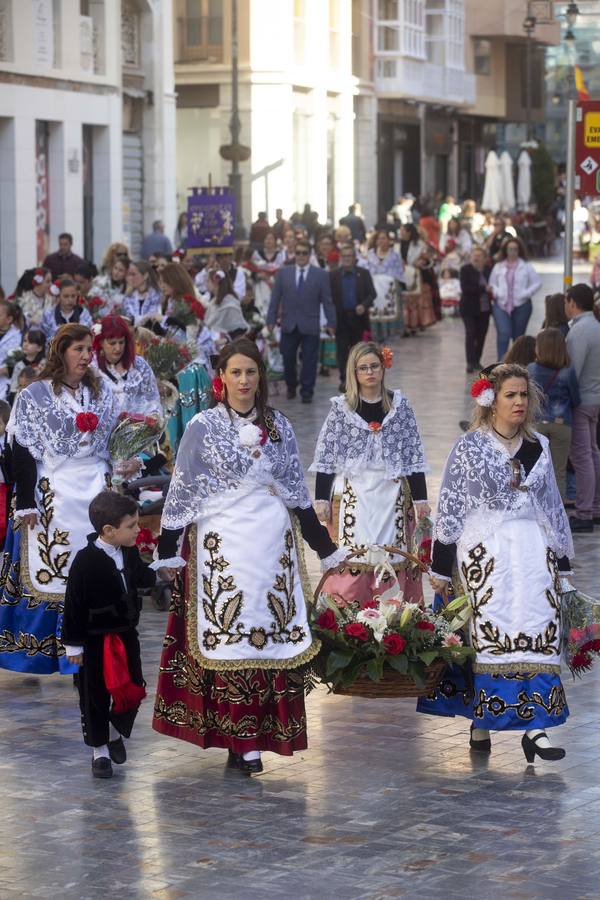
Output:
[1,257,598,900]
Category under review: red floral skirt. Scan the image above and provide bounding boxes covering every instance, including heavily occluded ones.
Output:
[152,571,308,756]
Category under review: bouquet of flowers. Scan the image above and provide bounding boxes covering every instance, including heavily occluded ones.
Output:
[414,515,433,567]
[144,337,191,382]
[135,527,158,564]
[82,295,107,321]
[311,578,473,692]
[5,347,24,374]
[167,293,205,329]
[561,588,600,677]
[109,411,164,484]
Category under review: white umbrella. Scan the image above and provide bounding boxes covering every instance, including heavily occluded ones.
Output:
[499,151,516,211]
[517,149,532,208]
[481,150,502,212]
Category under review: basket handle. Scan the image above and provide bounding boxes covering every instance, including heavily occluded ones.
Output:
[312,545,428,605]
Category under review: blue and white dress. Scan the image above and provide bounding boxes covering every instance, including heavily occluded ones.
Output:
[418,429,573,731]
[121,289,162,324]
[0,379,117,674]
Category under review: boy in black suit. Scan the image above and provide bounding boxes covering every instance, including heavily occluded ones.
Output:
[63,491,168,778]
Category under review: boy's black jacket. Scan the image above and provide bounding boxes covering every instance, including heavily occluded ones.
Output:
[62,534,156,643]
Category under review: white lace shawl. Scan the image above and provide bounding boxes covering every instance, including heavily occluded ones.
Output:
[97,356,162,417]
[161,405,312,530]
[434,428,573,559]
[7,378,117,466]
[308,390,428,479]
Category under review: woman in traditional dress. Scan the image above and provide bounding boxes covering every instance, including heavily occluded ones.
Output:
[203,270,248,341]
[249,232,281,318]
[40,277,93,340]
[93,315,161,418]
[122,260,162,325]
[399,224,437,333]
[362,230,405,340]
[311,341,429,605]
[14,267,52,326]
[150,339,342,774]
[91,255,129,314]
[0,324,119,674]
[0,300,25,400]
[419,363,574,763]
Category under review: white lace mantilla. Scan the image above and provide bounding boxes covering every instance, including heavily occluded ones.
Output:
[97,355,162,417]
[7,378,117,467]
[308,390,428,479]
[161,404,312,529]
[434,429,573,559]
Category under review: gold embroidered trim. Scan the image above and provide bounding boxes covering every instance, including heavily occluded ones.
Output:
[473,662,561,675]
[187,521,320,672]
[20,520,66,605]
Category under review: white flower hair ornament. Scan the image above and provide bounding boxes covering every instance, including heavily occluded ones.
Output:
[213,269,226,283]
[470,377,495,407]
[92,322,103,336]
[49,281,61,297]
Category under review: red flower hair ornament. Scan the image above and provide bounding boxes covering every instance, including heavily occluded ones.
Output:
[470,377,495,407]
[212,376,224,402]
[381,347,394,369]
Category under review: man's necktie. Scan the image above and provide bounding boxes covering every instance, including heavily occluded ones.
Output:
[297,269,305,293]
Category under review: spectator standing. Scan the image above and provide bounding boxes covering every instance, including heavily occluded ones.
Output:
[338,204,367,244]
[249,212,271,249]
[330,244,376,391]
[528,328,580,501]
[174,212,188,249]
[484,217,512,261]
[503,334,537,366]
[459,246,492,373]
[43,233,84,279]
[488,238,542,359]
[543,293,570,338]
[140,220,172,260]
[565,283,600,532]
[267,240,335,403]
[271,209,288,242]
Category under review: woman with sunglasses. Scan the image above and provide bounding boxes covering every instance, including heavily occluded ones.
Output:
[310,341,429,604]
[420,363,575,763]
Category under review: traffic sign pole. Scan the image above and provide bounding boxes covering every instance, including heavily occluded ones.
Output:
[564,98,577,292]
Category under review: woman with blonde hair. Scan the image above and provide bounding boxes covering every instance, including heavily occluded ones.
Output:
[420,363,575,763]
[311,341,429,604]
[528,328,580,500]
[101,242,129,274]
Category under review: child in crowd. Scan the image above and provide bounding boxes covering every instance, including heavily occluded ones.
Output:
[8,329,46,401]
[438,266,461,317]
[0,300,24,401]
[62,491,167,779]
[40,276,93,339]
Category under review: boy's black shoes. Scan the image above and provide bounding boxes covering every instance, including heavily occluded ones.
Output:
[92,757,113,779]
[108,736,127,765]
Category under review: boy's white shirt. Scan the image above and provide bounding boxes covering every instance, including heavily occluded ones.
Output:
[63,538,125,659]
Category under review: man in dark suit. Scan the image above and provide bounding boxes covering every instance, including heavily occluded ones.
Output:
[330,244,376,391]
[267,241,336,403]
[459,246,492,373]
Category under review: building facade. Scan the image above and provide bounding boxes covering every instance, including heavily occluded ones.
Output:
[173,0,356,233]
[0,0,176,294]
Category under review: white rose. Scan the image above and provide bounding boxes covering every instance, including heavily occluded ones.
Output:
[238,422,262,450]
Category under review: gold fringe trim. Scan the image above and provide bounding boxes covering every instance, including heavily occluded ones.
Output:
[473,662,561,676]
[186,521,321,672]
[20,521,66,604]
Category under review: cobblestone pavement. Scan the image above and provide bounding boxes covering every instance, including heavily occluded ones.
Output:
[1,258,598,900]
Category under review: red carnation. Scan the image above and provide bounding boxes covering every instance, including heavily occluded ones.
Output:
[580,639,600,653]
[75,412,99,433]
[343,622,370,642]
[144,416,159,428]
[362,600,378,609]
[418,538,432,565]
[470,378,493,399]
[136,528,156,547]
[316,609,339,633]
[212,376,224,402]
[416,620,435,632]
[572,651,593,670]
[383,633,407,655]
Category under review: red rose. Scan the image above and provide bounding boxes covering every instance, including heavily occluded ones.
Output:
[368,422,382,432]
[572,651,593,670]
[136,528,156,546]
[418,538,432,565]
[416,620,435,632]
[362,600,378,609]
[580,639,600,653]
[144,416,158,428]
[212,376,224,402]
[383,633,407,655]
[343,622,370,642]
[316,609,338,632]
[75,412,99,433]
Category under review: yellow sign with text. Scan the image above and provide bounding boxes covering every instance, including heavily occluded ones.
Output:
[584,112,600,147]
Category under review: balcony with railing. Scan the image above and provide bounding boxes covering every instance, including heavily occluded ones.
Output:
[375,55,476,105]
[176,15,223,64]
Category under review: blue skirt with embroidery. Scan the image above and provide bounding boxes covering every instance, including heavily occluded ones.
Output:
[0,519,77,675]
[416,594,569,730]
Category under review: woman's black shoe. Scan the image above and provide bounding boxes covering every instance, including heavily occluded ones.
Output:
[226,750,243,770]
[469,723,491,753]
[240,757,263,775]
[521,732,565,763]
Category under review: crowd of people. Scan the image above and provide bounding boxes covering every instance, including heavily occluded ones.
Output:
[0,188,597,781]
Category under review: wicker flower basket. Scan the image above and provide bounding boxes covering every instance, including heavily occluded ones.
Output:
[313,545,446,700]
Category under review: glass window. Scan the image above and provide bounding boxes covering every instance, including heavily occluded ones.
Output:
[473,38,491,75]
[378,0,398,18]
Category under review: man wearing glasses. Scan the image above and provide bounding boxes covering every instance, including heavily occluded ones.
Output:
[330,244,376,391]
[267,240,336,403]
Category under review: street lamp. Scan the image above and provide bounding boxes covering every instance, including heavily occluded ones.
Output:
[522,12,537,141]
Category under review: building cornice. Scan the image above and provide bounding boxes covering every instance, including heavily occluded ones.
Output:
[0,70,119,94]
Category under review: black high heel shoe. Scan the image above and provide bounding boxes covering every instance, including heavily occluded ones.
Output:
[469,723,491,753]
[521,732,565,763]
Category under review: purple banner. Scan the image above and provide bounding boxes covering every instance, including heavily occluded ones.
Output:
[187,186,235,252]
